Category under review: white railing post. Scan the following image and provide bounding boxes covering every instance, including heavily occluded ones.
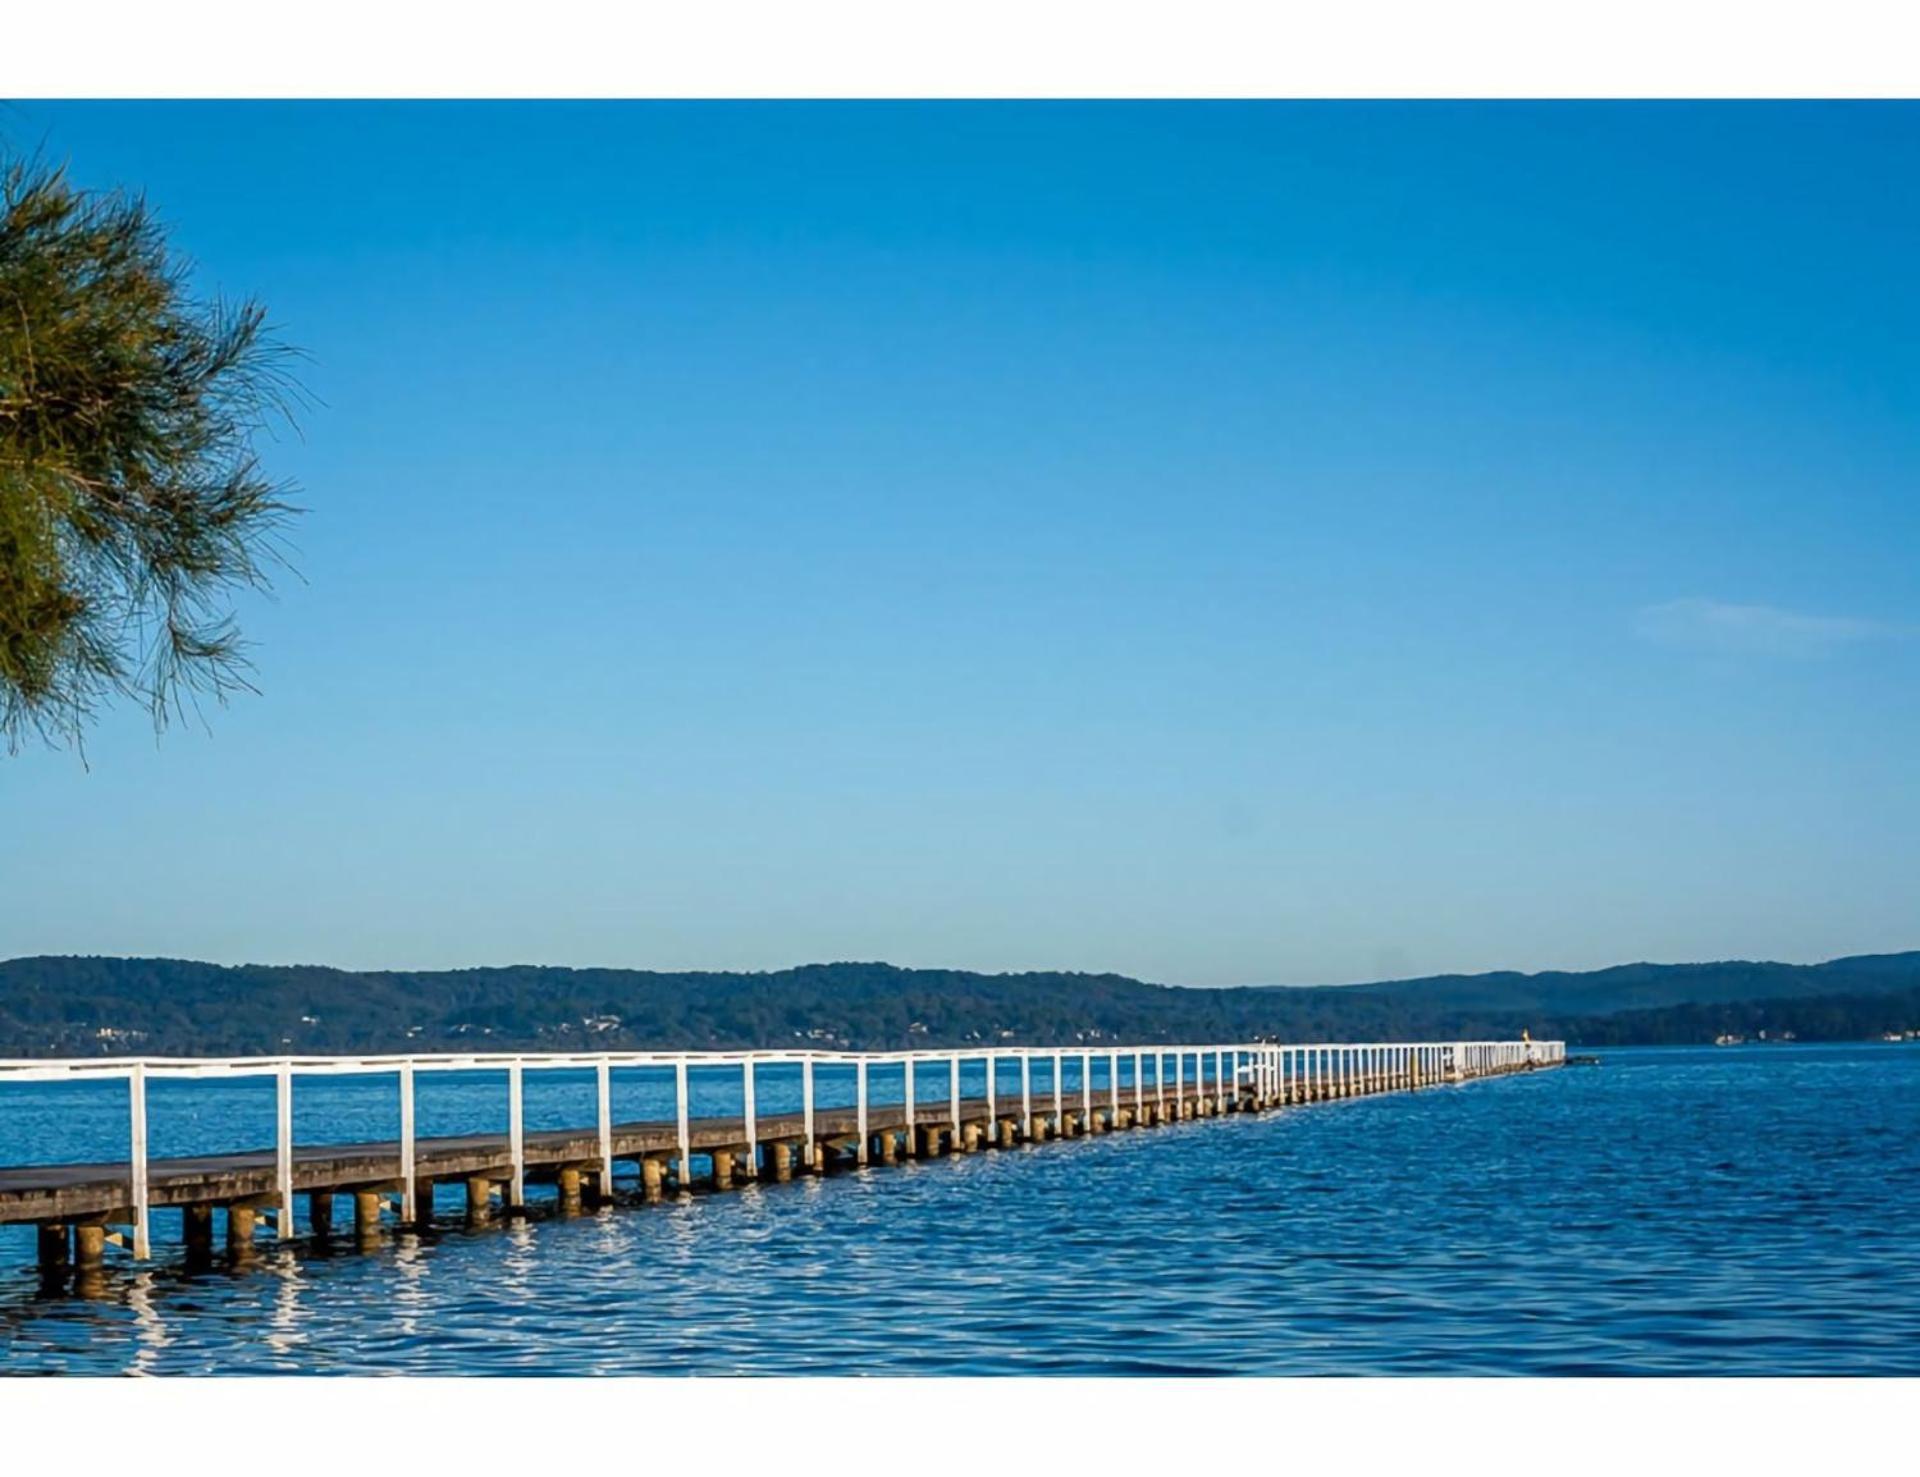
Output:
[804,1056,817,1169]
[950,1053,961,1137]
[276,1059,294,1239]
[1021,1053,1033,1141]
[401,1060,418,1224]
[129,1062,150,1260]
[1157,1050,1167,1116]
[1108,1051,1119,1121]
[1133,1050,1144,1118]
[904,1056,917,1157]
[675,1057,691,1187]
[742,1058,758,1178]
[856,1058,869,1165]
[1052,1050,1063,1127]
[508,1060,525,1208]
[802,1060,817,1167]
[985,1053,996,1142]
[596,1059,612,1201]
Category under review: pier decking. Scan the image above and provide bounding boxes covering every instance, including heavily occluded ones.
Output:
[1,1039,1560,1275]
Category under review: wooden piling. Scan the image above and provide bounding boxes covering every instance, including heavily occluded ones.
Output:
[183,1204,214,1260]
[74,1223,106,1269]
[353,1190,382,1241]
[226,1206,256,1257]
[36,1223,68,1273]
[557,1166,584,1213]
[466,1176,494,1223]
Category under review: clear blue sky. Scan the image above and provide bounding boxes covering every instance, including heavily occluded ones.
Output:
[4,102,1916,985]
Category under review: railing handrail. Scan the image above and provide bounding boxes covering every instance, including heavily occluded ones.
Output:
[0,1039,1566,1080]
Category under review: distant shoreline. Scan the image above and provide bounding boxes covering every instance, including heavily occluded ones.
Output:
[3,951,1918,1058]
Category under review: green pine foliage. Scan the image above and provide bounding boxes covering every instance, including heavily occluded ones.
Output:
[0,156,299,750]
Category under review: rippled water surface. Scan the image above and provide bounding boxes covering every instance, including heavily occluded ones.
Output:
[3,1044,1917,1374]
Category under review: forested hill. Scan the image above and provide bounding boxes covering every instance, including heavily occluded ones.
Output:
[3,952,1919,1056]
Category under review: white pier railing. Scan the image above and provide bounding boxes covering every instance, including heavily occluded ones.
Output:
[0,1039,1563,1261]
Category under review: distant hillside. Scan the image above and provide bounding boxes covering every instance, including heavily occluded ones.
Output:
[3,951,1918,1056]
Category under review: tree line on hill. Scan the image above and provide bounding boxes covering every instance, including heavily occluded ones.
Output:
[1,952,1917,1056]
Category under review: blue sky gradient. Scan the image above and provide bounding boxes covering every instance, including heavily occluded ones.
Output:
[3,102,1916,984]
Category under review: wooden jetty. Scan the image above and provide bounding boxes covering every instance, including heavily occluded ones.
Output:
[1,1039,1561,1275]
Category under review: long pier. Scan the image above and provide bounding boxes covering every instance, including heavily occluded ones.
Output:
[1,1039,1560,1278]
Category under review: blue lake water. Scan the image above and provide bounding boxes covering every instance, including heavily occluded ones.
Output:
[1,1044,1916,1374]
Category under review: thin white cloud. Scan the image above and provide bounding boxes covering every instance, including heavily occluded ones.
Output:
[1634,598,1909,658]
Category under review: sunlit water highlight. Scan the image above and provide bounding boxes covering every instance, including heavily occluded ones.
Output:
[2,1044,1916,1374]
